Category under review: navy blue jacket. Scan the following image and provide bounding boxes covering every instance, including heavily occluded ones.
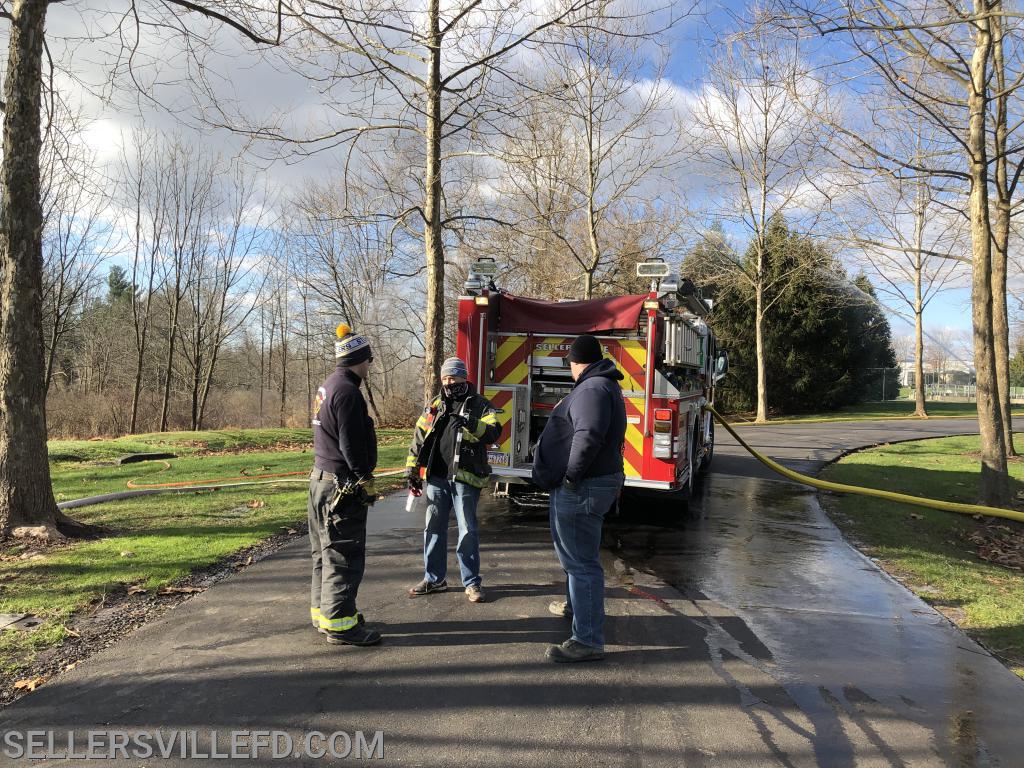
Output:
[312,366,377,480]
[531,358,626,490]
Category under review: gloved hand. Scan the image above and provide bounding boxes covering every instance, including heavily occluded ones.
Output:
[450,412,470,429]
[406,471,423,494]
[358,477,376,498]
[563,476,579,492]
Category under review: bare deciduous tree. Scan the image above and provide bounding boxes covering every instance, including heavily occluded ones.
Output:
[774,0,1024,504]
[207,0,674,400]
[691,29,835,423]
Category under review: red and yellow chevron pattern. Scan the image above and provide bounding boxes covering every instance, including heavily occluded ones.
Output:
[623,397,646,479]
[492,336,531,385]
[483,387,514,451]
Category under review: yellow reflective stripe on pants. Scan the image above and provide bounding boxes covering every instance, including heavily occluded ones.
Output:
[319,614,358,632]
[310,607,322,626]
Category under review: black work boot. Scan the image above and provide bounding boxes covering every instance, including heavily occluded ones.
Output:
[546,639,605,663]
[326,624,381,646]
[316,612,364,635]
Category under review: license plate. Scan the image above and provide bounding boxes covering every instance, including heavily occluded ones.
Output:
[487,451,511,467]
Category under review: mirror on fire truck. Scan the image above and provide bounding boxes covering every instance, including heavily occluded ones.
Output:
[714,350,729,381]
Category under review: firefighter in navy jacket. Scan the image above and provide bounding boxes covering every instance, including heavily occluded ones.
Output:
[405,357,501,603]
[308,323,380,646]
[532,334,626,663]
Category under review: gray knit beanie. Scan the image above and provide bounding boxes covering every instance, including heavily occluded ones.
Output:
[440,357,468,379]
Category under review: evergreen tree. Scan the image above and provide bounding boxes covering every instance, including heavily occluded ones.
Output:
[106,265,133,304]
[689,216,899,414]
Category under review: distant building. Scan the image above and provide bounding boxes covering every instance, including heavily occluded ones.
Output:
[898,359,975,388]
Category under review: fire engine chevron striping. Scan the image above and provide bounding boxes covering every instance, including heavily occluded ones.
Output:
[483,388,515,454]
[622,397,645,478]
[707,405,1024,524]
[610,340,647,391]
[493,336,530,384]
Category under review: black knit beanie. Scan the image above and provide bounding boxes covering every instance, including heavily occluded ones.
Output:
[567,335,603,364]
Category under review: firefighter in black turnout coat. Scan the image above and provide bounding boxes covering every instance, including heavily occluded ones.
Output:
[308,323,381,646]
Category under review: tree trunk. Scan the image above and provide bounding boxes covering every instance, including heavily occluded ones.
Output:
[0,0,92,538]
[991,8,1015,455]
[159,316,178,432]
[966,7,1010,506]
[197,342,222,431]
[585,130,600,300]
[44,321,59,393]
[364,375,383,424]
[130,356,145,434]
[278,316,287,428]
[302,291,312,416]
[190,349,202,431]
[755,279,768,424]
[129,270,154,434]
[421,0,444,404]
[914,297,927,418]
[913,187,928,418]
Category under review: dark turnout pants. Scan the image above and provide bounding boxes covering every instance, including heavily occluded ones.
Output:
[308,468,368,633]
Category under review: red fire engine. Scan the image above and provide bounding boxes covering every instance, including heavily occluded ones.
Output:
[455,258,728,499]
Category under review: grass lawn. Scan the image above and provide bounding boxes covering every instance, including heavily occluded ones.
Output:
[820,435,1024,678]
[730,400,1024,424]
[0,428,412,677]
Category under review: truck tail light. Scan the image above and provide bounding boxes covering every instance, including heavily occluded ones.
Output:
[653,408,674,457]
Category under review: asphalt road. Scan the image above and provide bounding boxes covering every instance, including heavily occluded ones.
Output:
[3,417,1023,766]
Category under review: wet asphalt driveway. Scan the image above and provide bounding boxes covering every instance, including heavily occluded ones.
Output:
[3,418,1023,766]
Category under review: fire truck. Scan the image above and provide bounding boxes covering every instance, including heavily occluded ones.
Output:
[455,258,728,500]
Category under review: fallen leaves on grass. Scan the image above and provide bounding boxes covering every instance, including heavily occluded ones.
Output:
[963,523,1024,570]
[13,677,45,692]
[246,499,265,509]
[127,585,147,595]
[280,527,298,535]
[157,586,204,596]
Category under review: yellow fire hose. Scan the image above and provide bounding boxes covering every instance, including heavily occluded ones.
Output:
[707,405,1024,525]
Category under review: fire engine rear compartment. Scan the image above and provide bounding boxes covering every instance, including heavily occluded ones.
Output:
[457,262,723,498]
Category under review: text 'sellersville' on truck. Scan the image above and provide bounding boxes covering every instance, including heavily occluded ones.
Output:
[456,258,729,503]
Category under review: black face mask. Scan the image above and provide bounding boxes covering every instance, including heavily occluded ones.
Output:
[442,382,469,400]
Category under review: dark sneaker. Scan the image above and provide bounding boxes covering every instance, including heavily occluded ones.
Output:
[408,579,448,597]
[315,612,364,634]
[549,601,572,618]
[546,639,605,663]
[466,585,485,603]
[325,624,381,646]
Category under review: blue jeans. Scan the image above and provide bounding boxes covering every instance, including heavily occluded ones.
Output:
[423,478,482,587]
[549,472,623,649]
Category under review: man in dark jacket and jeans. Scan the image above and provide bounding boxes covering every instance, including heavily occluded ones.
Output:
[406,357,501,603]
[308,323,381,647]
[532,334,626,662]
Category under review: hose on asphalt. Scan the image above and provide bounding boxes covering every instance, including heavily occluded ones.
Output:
[58,468,408,511]
[707,405,1024,524]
